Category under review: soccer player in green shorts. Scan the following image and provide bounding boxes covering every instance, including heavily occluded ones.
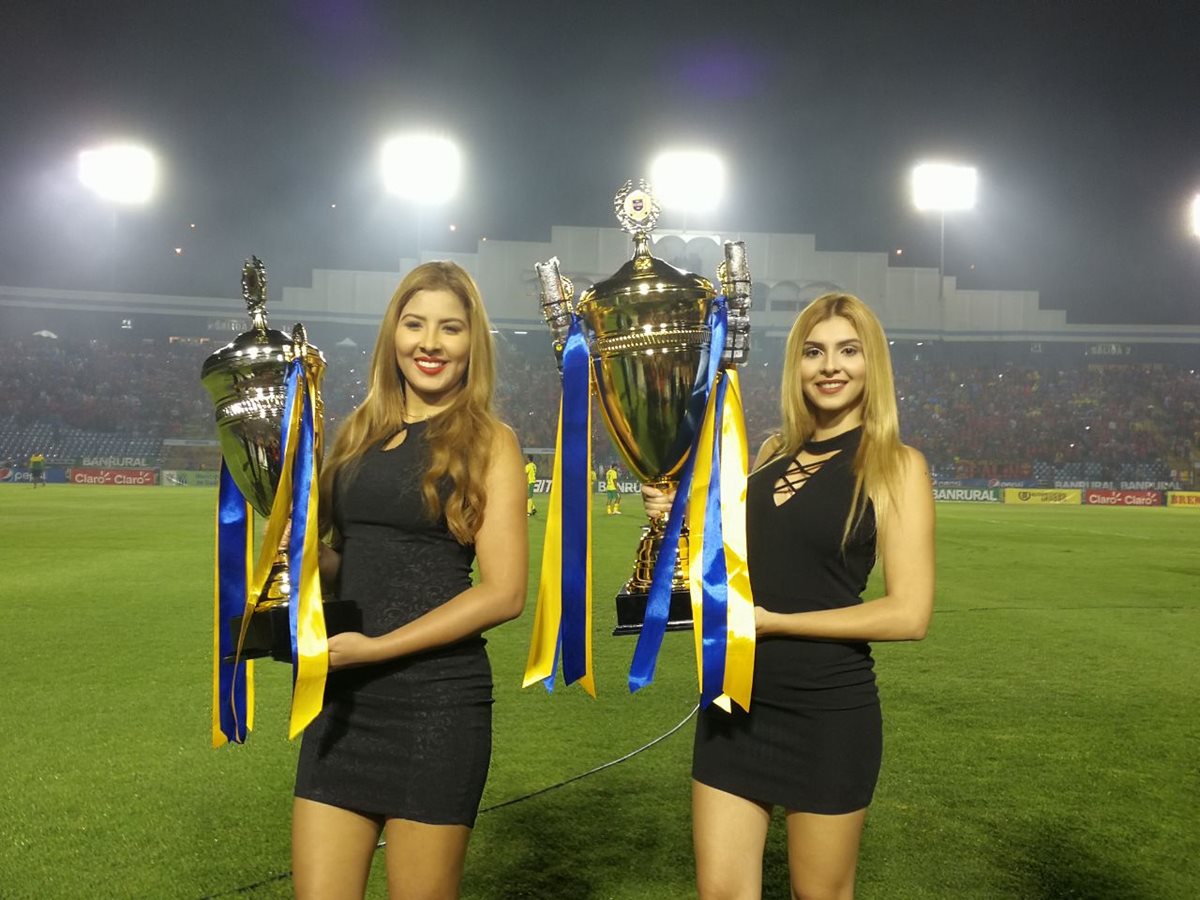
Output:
[605,463,621,515]
[524,455,537,516]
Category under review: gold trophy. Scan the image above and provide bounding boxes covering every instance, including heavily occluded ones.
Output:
[536,181,752,634]
[201,257,357,661]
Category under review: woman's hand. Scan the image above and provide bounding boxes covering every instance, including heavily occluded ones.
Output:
[326,632,381,671]
[754,606,775,637]
[641,484,677,520]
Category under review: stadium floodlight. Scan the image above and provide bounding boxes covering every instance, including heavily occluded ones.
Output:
[911,162,977,212]
[380,133,462,206]
[911,161,978,308]
[649,149,725,223]
[77,143,158,205]
[1191,193,1200,239]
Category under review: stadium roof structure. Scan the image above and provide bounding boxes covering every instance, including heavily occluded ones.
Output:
[3,224,1200,347]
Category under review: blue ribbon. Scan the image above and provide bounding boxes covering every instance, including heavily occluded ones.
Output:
[700,369,729,707]
[628,298,729,693]
[216,462,250,743]
[559,317,590,686]
[285,359,313,676]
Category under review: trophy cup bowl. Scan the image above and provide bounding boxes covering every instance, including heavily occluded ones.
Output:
[201,257,359,661]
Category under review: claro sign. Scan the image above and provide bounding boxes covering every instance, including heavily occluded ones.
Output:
[68,467,159,486]
[1084,489,1162,507]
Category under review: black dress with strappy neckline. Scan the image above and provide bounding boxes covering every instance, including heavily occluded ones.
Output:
[691,425,882,814]
[294,420,493,825]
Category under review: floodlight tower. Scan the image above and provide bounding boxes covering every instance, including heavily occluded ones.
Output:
[1191,193,1200,240]
[649,149,725,235]
[381,133,462,264]
[77,143,159,291]
[911,162,978,308]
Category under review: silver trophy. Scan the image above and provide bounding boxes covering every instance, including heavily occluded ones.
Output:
[201,257,356,661]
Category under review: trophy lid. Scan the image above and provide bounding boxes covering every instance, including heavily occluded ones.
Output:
[581,180,714,310]
[200,258,326,516]
[201,257,326,381]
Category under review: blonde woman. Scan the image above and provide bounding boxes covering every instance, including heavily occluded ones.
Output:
[645,293,935,900]
[293,262,527,899]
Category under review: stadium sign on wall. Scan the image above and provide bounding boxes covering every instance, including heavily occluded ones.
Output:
[531,479,640,495]
[1084,489,1163,507]
[0,466,69,484]
[1003,488,1082,505]
[68,467,159,486]
[80,456,151,467]
[933,487,1001,502]
[1166,491,1200,507]
[161,469,220,487]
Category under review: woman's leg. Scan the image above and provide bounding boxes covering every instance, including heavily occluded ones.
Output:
[292,797,382,899]
[783,808,868,900]
[383,818,472,900]
[693,780,772,900]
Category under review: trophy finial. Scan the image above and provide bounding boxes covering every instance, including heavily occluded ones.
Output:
[613,180,660,262]
[242,256,269,334]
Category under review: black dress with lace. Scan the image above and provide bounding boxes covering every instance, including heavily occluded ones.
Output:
[294,421,492,825]
[691,426,882,814]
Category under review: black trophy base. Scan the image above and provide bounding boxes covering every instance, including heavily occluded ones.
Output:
[613,588,694,636]
[229,600,361,663]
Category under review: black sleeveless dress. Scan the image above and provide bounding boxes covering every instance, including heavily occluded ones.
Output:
[294,421,493,826]
[691,426,882,814]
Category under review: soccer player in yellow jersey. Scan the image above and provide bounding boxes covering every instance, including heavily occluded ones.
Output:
[30,452,45,488]
[524,456,537,516]
[605,463,621,515]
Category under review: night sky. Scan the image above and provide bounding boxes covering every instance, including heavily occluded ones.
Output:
[2,1,1199,323]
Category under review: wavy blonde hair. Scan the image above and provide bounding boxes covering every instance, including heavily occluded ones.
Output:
[319,261,500,545]
[774,293,907,547]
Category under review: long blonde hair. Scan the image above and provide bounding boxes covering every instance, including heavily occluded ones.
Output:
[319,261,500,545]
[775,293,906,547]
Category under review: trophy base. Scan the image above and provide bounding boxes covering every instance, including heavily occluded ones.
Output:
[228,600,361,663]
[613,587,694,636]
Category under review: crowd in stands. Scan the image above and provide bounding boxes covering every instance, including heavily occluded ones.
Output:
[1,335,1196,486]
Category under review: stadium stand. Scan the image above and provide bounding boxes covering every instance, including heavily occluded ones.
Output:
[0,335,1196,487]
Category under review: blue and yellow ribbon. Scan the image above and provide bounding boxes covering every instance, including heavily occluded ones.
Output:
[630,297,755,708]
[282,361,329,739]
[687,366,755,712]
[523,317,595,695]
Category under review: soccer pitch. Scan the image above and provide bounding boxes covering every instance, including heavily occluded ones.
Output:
[1,485,1197,898]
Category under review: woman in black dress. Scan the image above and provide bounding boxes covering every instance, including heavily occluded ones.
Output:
[646,293,934,899]
[292,261,527,899]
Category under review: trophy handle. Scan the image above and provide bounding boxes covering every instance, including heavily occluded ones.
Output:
[535,257,576,371]
[718,241,751,367]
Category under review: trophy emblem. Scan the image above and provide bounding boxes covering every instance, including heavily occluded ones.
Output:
[201,257,356,661]
[536,181,752,634]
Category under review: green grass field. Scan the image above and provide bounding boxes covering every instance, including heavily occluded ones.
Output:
[1,485,1197,898]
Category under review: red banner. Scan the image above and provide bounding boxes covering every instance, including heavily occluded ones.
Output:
[1084,489,1162,507]
[68,467,159,486]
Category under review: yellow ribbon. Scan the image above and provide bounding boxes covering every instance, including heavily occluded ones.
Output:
[719,370,755,712]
